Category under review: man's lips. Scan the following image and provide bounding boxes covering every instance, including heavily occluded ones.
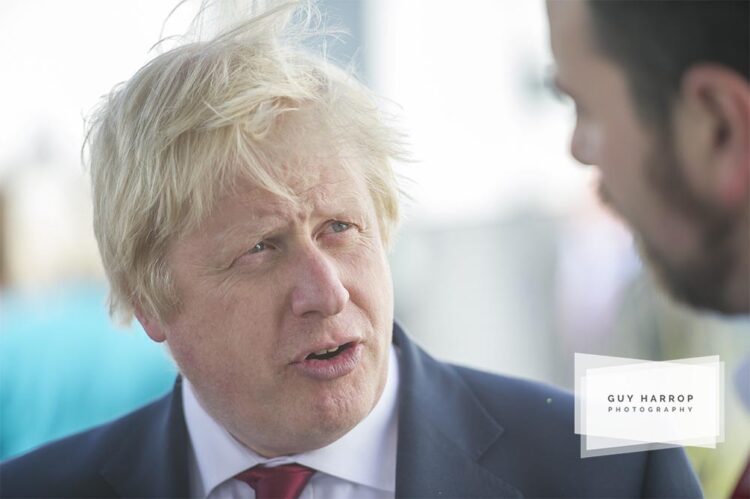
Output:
[293,342,363,381]
[291,338,361,364]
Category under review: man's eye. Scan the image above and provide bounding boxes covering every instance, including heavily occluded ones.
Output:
[330,221,351,233]
[248,242,266,254]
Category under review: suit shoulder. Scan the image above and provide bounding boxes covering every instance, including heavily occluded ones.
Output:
[0,394,170,498]
[447,364,701,497]
[451,364,574,421]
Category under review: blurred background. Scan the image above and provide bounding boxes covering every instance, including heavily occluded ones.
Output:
[0,1,747,497]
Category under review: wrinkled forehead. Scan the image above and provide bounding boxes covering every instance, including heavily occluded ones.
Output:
[226,158,367,214]
[232,130,370,205]
[170,102,377,245]
[199,168,365,263]
[172,160,373,264]
[247,105,370,190]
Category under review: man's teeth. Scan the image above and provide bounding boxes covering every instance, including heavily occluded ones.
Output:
[312,346,341,356]
[306,344,350,360]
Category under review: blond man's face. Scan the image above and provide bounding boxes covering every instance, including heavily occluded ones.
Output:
[141,157,394,457]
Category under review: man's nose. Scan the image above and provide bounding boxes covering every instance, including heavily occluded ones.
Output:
[290,247,349,317]
[570,121,596,166]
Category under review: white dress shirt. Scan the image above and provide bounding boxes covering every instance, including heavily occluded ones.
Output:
[183,346,400,499]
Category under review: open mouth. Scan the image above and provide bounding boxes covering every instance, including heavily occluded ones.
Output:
[305,342,354,361]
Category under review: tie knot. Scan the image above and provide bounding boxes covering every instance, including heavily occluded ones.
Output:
[235,463,316,499]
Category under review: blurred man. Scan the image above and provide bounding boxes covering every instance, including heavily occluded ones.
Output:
[547,0,749,496]
[1,2,701,498]
[547,0,749,315]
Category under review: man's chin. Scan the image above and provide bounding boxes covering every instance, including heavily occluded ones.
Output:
[295,380,379,446]
[238,410,364,458]
[636,237,740,315]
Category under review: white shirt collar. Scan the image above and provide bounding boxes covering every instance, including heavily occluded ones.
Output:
[183,345,400,497]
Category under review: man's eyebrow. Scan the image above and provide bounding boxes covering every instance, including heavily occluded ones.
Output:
[212,191,365,244]
[217,217,286,243]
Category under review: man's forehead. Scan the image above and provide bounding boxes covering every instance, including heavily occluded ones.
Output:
[547,0,595,60]
[225,183,363,219]
[547,0,587,30]
[173,175,369,264]
[212,168,367,228]
[548,0,617,97]
[228,163,360,205]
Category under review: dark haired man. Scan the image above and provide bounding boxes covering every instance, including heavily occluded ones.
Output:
[547,1,749,496]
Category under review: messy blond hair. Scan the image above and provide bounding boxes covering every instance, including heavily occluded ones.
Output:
[84,1,404,325]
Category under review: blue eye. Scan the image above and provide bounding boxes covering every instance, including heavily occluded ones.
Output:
[331,221,350,233]
[248,242,266,254]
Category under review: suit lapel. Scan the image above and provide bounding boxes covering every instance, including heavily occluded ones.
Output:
[393,324,522,498]
[99,377,190,498]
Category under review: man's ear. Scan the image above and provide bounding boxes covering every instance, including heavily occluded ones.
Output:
[676,64,750,211]
[134,304,168,343]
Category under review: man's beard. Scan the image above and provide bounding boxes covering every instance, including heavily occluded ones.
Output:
[600,137,742,314]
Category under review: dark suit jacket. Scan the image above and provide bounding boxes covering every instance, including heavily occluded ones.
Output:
[1,323,702,498]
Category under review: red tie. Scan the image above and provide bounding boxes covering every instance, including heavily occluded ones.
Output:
[235,463,316,499]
